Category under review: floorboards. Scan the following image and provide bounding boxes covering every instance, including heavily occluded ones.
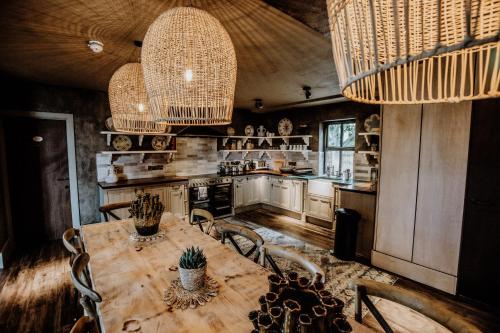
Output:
[0,242,81,333]
[234,209,500,333]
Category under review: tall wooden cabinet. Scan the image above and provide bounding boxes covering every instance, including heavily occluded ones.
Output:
[373,102,471,294]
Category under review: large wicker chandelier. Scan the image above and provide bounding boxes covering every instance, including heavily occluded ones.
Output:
[327,0,500,104]
[108,63,166,133]
[142,7,237,125]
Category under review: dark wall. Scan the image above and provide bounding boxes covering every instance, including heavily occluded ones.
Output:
[0,74,109,225]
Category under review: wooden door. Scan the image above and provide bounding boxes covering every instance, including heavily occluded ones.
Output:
[458,99,500,307]
[412,102,471,275]
[375,105,422,261]
[3,117,72,245]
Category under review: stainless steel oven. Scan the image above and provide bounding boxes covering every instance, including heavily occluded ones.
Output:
[188,176,232,218]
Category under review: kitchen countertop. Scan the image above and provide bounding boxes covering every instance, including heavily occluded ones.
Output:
[98,176,188,190]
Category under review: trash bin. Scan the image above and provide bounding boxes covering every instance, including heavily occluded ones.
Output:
[333,208,361,261]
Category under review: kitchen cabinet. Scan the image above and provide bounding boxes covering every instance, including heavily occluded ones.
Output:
[259,176,271,203]
[166,184,186,218]
[305,194,333,221]
[373,102,471,294]
[101,183,187,221]
[233,177,245,208]
[246,176,260,205]
[290,180,304,213]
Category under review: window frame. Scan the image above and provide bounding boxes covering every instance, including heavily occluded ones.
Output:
[323,119,356,174]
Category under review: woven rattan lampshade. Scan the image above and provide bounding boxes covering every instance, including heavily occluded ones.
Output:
[327,0,500,104]
[108,63,166,133]
[142,7,237,125]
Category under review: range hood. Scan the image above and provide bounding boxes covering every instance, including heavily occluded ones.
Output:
[176,126,225,138]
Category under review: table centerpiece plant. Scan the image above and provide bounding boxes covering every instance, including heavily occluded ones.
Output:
[178,247,207,291]
[129,192,164,236]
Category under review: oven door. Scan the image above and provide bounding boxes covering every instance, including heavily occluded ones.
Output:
[189,186,213,213]
[212,183,232,217]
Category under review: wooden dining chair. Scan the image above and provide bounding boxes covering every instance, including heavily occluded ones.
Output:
[259,244,325,284]
[348,279,482,333]
[62,228,84,266]
[71,253,102,319]
[70,316,99,333]
[189,208,215,234]
[98,202,131,221]
[216,222,264,263]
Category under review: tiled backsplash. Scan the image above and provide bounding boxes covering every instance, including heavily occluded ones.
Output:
[97,137,371,182]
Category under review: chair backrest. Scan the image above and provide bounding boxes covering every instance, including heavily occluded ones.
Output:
[259,244,325,284]
[216,222,264,262]
[71,253,102,319]
[62,228,84,265]
[98,202,131,221]
[189,208,215,234]
[348,279,482,333]
[70,316,99,333]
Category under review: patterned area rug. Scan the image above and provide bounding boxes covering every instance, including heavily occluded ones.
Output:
[220,218,397,318]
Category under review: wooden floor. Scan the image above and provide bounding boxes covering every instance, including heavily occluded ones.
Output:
[1,210,498,333]
[235,209,500,333]
[0,242,81,333]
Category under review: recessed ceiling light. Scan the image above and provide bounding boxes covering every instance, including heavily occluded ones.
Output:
[88,40,104,53]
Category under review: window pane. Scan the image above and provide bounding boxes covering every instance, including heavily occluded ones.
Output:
[342,123,355,147]
[325,150,340,174]
[341,150,354,174]
[327,124,341,147]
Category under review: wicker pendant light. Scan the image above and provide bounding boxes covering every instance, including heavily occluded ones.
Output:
[142,7,237,125]
[327,0,500,104]
[108,63,166,133]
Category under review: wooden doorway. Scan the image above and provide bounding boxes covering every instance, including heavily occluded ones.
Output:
[3,116,73,247]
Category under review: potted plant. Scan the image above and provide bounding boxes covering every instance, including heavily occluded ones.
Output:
[179,247,207,291]
[129,192,164,236]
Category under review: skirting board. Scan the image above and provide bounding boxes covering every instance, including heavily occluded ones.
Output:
[372,250,457,294]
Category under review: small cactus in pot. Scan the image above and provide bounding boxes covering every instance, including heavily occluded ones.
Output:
[179,247,207,291]
[129,192,164,236]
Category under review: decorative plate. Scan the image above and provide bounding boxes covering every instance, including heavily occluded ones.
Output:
[152,136,169,151]
[244,125,254,136]
[226,127,235,136]
[278,118,293,136]
[105,117,115,131]
[364,114,380,132]
[112,135,132,151]
[164,125,172,134]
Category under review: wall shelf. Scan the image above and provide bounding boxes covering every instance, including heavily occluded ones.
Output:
[220,149,311,160]
[219,135,312,147]
[358,132,380,145]
[100,131,176,146]
[99,150,177,163]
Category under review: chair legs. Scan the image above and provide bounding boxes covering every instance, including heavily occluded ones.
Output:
[355,285,394,333]
[265,254,283,278]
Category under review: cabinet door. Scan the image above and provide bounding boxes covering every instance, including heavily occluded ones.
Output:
[260,176,270,203]
[270,179,281,207]
[290,181,303,212]
[233,178,245,208]
[247,177,259,205]
[375,105,422,261]
[280,181,291,209]
[105,188,135,219]
[412,102,471,275]
[306,195,332,220]
[167,185,185,217]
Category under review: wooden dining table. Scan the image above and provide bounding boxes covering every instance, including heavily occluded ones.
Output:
[81,213,374,333]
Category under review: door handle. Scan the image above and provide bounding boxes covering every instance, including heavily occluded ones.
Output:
[469,196,494,207]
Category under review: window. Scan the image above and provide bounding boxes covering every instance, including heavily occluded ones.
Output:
[324,119,356,176]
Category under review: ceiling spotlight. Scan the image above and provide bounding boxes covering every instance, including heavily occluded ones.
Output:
[88,40,103,53]
[254,99,264,109]
[303,86,312,99]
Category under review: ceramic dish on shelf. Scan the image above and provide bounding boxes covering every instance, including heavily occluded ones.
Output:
[151,136,169,151]
[112,135,132,151]
[105,117,115,131]
[278,118,293,136]
[226,127,235,136]
[244,125,254,136]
